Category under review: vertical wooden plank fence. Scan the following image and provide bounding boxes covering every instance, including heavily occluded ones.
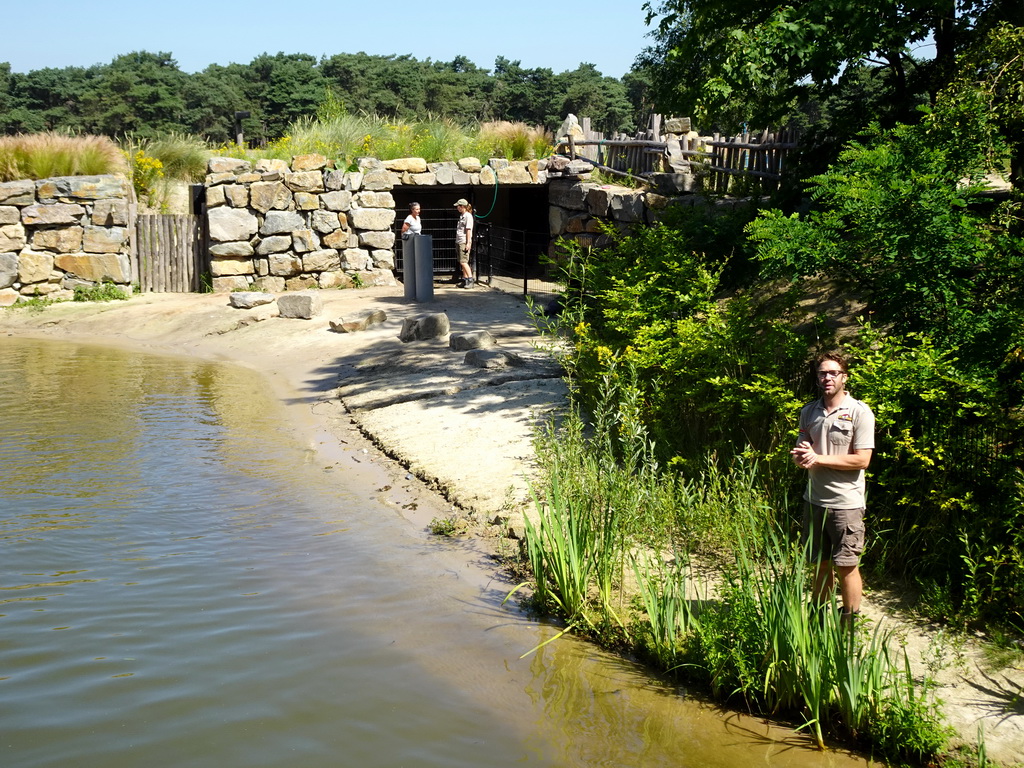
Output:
[134,214,205,293]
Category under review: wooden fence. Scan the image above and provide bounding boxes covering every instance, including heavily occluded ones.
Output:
[133,214,205,292]
[556,116,799,192]
[693,128,799,193]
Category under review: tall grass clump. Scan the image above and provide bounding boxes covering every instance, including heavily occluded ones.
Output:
[515,359,779,636]
[0,133,127,181]
[144,133,209,182]
[646,518,951,759]
[470,121,552,161]
[210,114,551,168]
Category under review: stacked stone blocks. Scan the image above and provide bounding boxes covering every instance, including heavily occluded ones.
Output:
[204,154,549,293]
[0,175,132,306]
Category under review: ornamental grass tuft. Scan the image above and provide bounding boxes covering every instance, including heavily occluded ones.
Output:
[0,132,127,181]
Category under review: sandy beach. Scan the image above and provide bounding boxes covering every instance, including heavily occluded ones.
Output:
[2,284,1021,766]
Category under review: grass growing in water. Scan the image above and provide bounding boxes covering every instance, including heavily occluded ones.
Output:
[517,373,952,761]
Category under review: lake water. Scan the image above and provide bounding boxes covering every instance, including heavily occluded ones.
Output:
[0,337,866,768]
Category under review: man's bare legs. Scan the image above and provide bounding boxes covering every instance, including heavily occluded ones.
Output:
[812,560,862,615]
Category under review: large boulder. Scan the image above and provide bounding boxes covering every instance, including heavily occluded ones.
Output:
[358,230,395,250]
[384,158,428,173]
[361,169,394,191]
[18,250,55,283]
[54,252,130,283]
[285,171,325,193]
[208,157,251,175]
[355,191,395,208]
[83,226,127,253]
[349,208,396,231]
[35,175,129,201]
[261,211,306,235]
[291,154,328,171]
[210,257,256,276]
[21,203,85,226]
[0,252,18,288]
[250,181,292,213]
[277,291,322,319]
[0,223,27,252]
[399,313,450,342]
[32,226,84,252]
[92,199,130,226]
[450,330,496,351]
[0,180,35,205]
[302,249,341,272]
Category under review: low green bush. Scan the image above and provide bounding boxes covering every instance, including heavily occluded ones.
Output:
[72,281,129,302]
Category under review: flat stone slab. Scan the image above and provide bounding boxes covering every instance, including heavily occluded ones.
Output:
[352,377,568,515]
[229,291,276,309]
[329,309,387,333]
[464,349,524,369]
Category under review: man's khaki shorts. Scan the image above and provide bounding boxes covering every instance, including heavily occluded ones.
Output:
[803,504,865,567]
[457,246,470,265]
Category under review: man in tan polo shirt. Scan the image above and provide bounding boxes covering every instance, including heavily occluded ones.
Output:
[791,351,875,623]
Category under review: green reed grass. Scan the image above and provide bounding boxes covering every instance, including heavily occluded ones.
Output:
[523,365,951,761]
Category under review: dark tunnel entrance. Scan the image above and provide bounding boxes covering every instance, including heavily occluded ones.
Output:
[391,184,550,285]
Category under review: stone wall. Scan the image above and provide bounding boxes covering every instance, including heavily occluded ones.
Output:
[204,154,547,293]
[0,176,132,306]
[546,172,750,256]
[546,177,670,253]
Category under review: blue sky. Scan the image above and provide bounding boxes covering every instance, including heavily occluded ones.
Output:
[4,1,654,79]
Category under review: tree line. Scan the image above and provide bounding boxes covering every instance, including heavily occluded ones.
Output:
[0,51,640,145]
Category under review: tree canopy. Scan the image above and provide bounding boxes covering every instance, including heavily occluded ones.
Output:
[638,0,1022,126]
[0,51,637,144]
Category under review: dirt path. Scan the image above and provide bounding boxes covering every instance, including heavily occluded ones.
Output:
[2,286,1021,765]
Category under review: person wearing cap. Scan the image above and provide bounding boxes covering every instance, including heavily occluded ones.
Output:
[454,199,474,288]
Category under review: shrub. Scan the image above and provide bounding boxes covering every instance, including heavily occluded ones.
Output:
[72,281,129,302]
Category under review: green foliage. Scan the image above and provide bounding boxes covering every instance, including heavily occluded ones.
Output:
[145,133,209,182]
[556,218,808,474]
[80,51,188,138]
[72,280,129,302]
[746,93,1024,626]
[749,118,1024,356]
[124,147,164,204]
[427,516,465,537]
[2,294,59,312]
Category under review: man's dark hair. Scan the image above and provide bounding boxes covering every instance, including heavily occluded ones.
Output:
[815,350,848,373]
